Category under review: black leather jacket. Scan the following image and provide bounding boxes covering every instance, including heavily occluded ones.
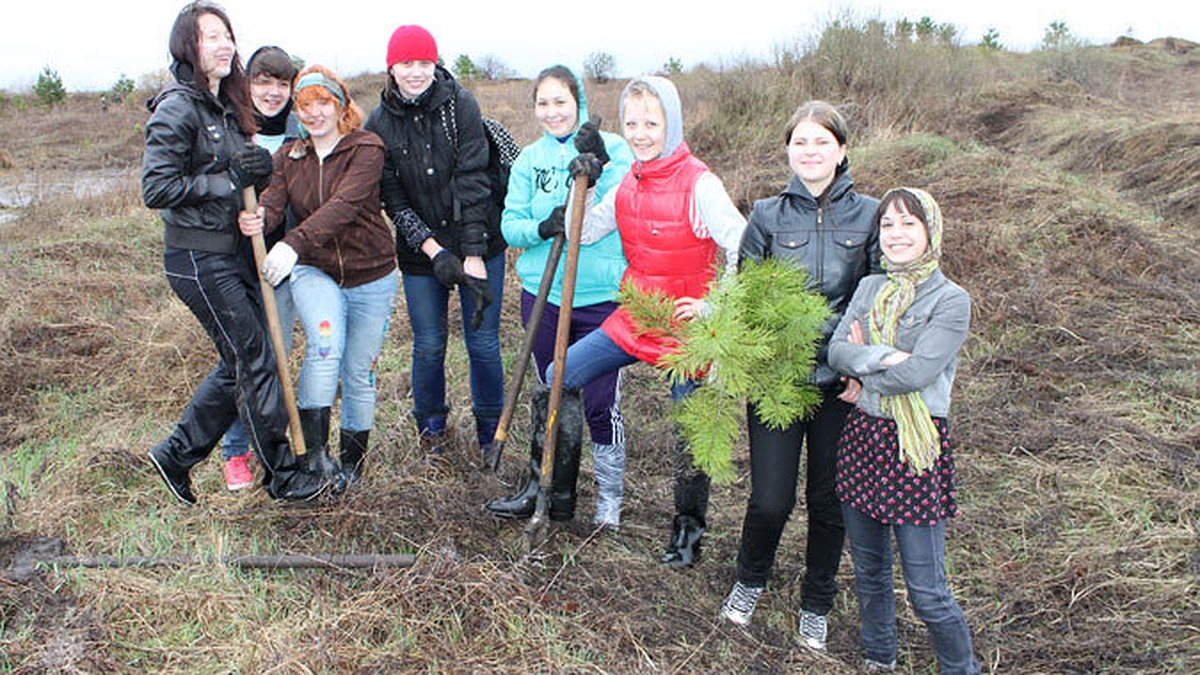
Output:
[142,73,249,255]
[740,168,881,388]
[364,67,503,275]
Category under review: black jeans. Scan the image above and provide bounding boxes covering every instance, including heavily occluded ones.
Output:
[158,247,303,485]
[735,389,852,614]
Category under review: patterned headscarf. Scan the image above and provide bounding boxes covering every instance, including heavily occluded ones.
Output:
[868,187,944,474]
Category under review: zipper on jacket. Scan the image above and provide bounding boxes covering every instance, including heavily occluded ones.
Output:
[816,205,825,284]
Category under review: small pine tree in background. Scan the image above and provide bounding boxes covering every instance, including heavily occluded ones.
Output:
[34,66,66,108]
[111,74,135,104]
[618,258,830,482]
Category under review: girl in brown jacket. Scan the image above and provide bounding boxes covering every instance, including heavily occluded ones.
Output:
[240,65,398,492]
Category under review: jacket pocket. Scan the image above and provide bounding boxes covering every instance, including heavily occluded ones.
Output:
[770,229,811,258]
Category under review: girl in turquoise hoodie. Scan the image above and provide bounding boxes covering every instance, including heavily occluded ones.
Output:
[487,65,634,529]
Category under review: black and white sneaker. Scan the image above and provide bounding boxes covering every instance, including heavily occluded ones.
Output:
[797,609,828,651]
[720,581,764,626]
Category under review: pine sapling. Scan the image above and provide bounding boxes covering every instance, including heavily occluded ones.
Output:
[620,258,831,482]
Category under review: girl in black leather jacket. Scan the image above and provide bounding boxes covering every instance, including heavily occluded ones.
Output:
[141,2,326,505]
[720,102,880,648]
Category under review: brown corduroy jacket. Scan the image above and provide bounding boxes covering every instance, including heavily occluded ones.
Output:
[261,129,396,288]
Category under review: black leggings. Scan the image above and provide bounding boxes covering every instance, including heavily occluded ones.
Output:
[735,389,852,615]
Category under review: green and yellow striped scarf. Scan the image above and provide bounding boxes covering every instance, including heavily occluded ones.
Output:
[867,188,944,474]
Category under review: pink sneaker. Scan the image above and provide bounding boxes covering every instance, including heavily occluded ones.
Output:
[223,453,254,491]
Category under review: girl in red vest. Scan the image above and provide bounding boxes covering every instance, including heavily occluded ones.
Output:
[488,76,745,566]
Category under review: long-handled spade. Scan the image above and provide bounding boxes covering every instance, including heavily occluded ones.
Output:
[243,187,306,459]
[523,174,588,551]
[484,221,566,477]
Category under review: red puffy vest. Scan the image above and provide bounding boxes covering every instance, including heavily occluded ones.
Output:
[601,143,718,366]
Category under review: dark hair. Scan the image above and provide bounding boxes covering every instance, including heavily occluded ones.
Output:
[785,100,849,147]
[532,65,579,106]
[246,45,298,83]
[169,1,256,136]
[874,188,928,226]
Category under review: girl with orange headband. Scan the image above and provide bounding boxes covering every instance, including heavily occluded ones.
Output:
[239,64,398,492]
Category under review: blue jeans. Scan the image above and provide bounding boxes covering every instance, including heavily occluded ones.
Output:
[291,265,397,432]
[220,280,295,460]
[547,327,696,402]
[402,254,505,426]
[842,504,981,674]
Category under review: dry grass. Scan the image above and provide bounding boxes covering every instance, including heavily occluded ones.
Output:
[2,36,1199,674]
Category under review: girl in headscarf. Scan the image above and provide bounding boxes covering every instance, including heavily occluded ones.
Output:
[827,188,980,674]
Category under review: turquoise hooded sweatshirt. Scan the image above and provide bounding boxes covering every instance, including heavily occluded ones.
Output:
[500,67,634,307]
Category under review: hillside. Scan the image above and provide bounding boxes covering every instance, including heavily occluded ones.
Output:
[1,35,1198,673]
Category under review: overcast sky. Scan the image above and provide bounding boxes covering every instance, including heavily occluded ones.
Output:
[3,0,1194,91]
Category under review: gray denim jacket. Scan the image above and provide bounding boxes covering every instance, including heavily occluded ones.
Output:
[828,270,971,419]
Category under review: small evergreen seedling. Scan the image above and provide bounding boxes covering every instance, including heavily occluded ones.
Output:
[619,258,831,482]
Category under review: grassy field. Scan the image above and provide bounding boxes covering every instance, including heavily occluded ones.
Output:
[1,25,1198,673]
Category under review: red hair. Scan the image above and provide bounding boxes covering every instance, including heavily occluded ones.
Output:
[293,64,363,134]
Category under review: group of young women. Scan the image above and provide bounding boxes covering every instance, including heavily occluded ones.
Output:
[141,2,980,671]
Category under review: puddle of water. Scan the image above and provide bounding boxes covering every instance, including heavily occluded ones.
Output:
[0,169,137,209]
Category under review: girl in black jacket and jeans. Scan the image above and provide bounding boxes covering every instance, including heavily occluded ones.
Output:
[363,25,503,462]
[142,1,326,504]
[720,102,880,650]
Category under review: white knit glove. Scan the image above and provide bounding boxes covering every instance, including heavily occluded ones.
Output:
[261,242,298,286]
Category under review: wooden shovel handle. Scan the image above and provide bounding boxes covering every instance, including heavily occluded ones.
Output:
[243,187,306,456]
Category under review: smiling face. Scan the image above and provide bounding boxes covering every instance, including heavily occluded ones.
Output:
[622,94,666,162]
[250,73,291,117]
[390,60,436,98]
[534,77,578,139]
[788,119,846,197]
[298,96,340,140]
[879,201,930,265]
[195,12,235,93]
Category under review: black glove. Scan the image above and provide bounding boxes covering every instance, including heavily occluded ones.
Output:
[568,152,603,188]
[574,119,609,166]
[229,144,273,191]
[431,249,465,288]
[463,275,493,330]
[537,205,566,240]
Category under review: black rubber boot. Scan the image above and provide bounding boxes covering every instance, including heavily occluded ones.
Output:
[661,433,711,567]
[484,460,540,519]
[660,514,707,568]
[300,407,344,494]
[265,442,328,501]
[548,387,584,522]
[484,385,583,520]
[339,428,370,488]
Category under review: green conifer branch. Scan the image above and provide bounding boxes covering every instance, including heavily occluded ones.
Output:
[621,258,831,483]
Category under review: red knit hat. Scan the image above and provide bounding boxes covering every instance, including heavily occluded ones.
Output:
[386,25,438,69]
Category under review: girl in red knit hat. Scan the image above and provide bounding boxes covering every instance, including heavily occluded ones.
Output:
[364,25,506,465]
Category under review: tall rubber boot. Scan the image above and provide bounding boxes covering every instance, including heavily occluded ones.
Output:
[592,441,626,529]
[484,460,540,519]
[660,433,711,567]
[339,428,370,488]
[484,385,582,520]
[299,407,344,494]
[548,387,584,522]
